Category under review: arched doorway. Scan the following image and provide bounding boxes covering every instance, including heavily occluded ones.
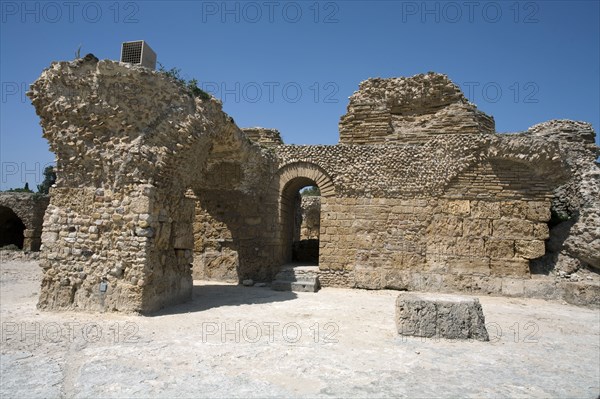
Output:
[282,179,321,265]
[0,206,25,249]
[270,162,335,266]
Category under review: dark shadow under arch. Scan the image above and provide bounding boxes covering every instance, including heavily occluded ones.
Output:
[0,206,25,249]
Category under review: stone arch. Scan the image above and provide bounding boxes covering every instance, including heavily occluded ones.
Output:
[270,162,335,265]
[28,57,274,312]
[270,162,335,201]
[0,206,26,249]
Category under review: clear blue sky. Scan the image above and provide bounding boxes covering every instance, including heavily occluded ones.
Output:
[1,0,599,190]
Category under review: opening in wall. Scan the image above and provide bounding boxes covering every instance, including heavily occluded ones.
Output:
[0,206,25,249]
[281,178,321,265]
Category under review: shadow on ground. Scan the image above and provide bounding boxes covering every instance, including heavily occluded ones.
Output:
[147,283,298,316]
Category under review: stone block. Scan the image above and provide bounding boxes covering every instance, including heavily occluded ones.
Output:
[395,293,489,341]
[447,255,491,275]
[470,201,500,219]
[492,219,534,239]
[523,278,559,299]
[442,200,471,216]
[484,239,515,259]
[490,259,530,277]
[515,240,545,259]
[454,237,485,257]
[500,200,529,219]
[130,196,150,213]
[41,231,58,244]
[560,282,600,307]
[533,223,550,240]
[354,267,384,289]
[462,218,491,237]
[428,215,463,237]
[526,201,551,222]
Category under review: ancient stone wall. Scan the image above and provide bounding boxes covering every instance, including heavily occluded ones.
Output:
[339,73,495,144]
[299,196,321,240]
[27,61,599,312]
[242,127,283,147]
[527,120,600,277]
[28,56,277,313]
[0,192,49,251]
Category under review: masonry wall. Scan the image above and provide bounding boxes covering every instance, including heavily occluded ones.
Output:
[27,61,598,313]
[274,138,566,295]
[191,188,280,283]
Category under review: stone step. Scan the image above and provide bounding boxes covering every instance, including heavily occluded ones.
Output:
[271,279,319,293]
[272,264,320,293]
[274,270,319,282]
[275,265,319,281]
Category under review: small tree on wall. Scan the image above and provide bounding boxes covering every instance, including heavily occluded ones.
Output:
[37,166,56,194]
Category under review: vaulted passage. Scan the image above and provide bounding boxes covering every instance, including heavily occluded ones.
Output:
[0,206,25,249]
[282,180,320,264]
[271,162,335,267]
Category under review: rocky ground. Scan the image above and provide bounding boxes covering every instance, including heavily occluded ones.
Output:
[1,259,599,398]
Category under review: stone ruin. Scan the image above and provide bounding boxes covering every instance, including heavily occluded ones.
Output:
[23,55,599,313]
[0,192,49,252]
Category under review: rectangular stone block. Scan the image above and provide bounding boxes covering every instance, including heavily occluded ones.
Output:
[447,255,491,275]
[454,237,485,257]
[515,240,546,259]
[470,201,500,219]
[395,293,489,341]
[41,231,58,243]
[492,219,534,239]
[501,278,525,296]
[428,215,463,237]
[462,218,491,237]
[499,200,529,219]
[441,200,471,216]
[353,267,384,289]
[485,239,515,259]
[526,201,551,222]
[130,195,151,213]
[490,258,530,277]
[533,223,550,240]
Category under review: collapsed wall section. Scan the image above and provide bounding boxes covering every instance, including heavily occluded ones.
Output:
[339,73,495,144]
[27,56,276,312]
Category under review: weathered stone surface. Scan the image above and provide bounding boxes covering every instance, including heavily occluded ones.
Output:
[339,73,495,145]
[395,293,489,341]
[25,58,599,312]
[242,127,283,147]
[27,57,274,313]
[528,120,600,274]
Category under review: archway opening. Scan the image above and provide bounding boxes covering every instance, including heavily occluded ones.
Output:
[0,206,25,249]
[281,178,321,265]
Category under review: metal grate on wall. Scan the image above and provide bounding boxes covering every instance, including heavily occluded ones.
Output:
[120,41,157,70]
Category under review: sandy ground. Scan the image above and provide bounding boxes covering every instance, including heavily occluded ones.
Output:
[0,260,599,398]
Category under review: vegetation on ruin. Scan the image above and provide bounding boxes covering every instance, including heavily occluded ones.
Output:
[37,166,56,195]
[5,182,33,193]
[157,63,211,100]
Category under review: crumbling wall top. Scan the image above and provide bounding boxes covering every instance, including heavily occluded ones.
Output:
[339,72,495,144]
[242,127,283,147]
